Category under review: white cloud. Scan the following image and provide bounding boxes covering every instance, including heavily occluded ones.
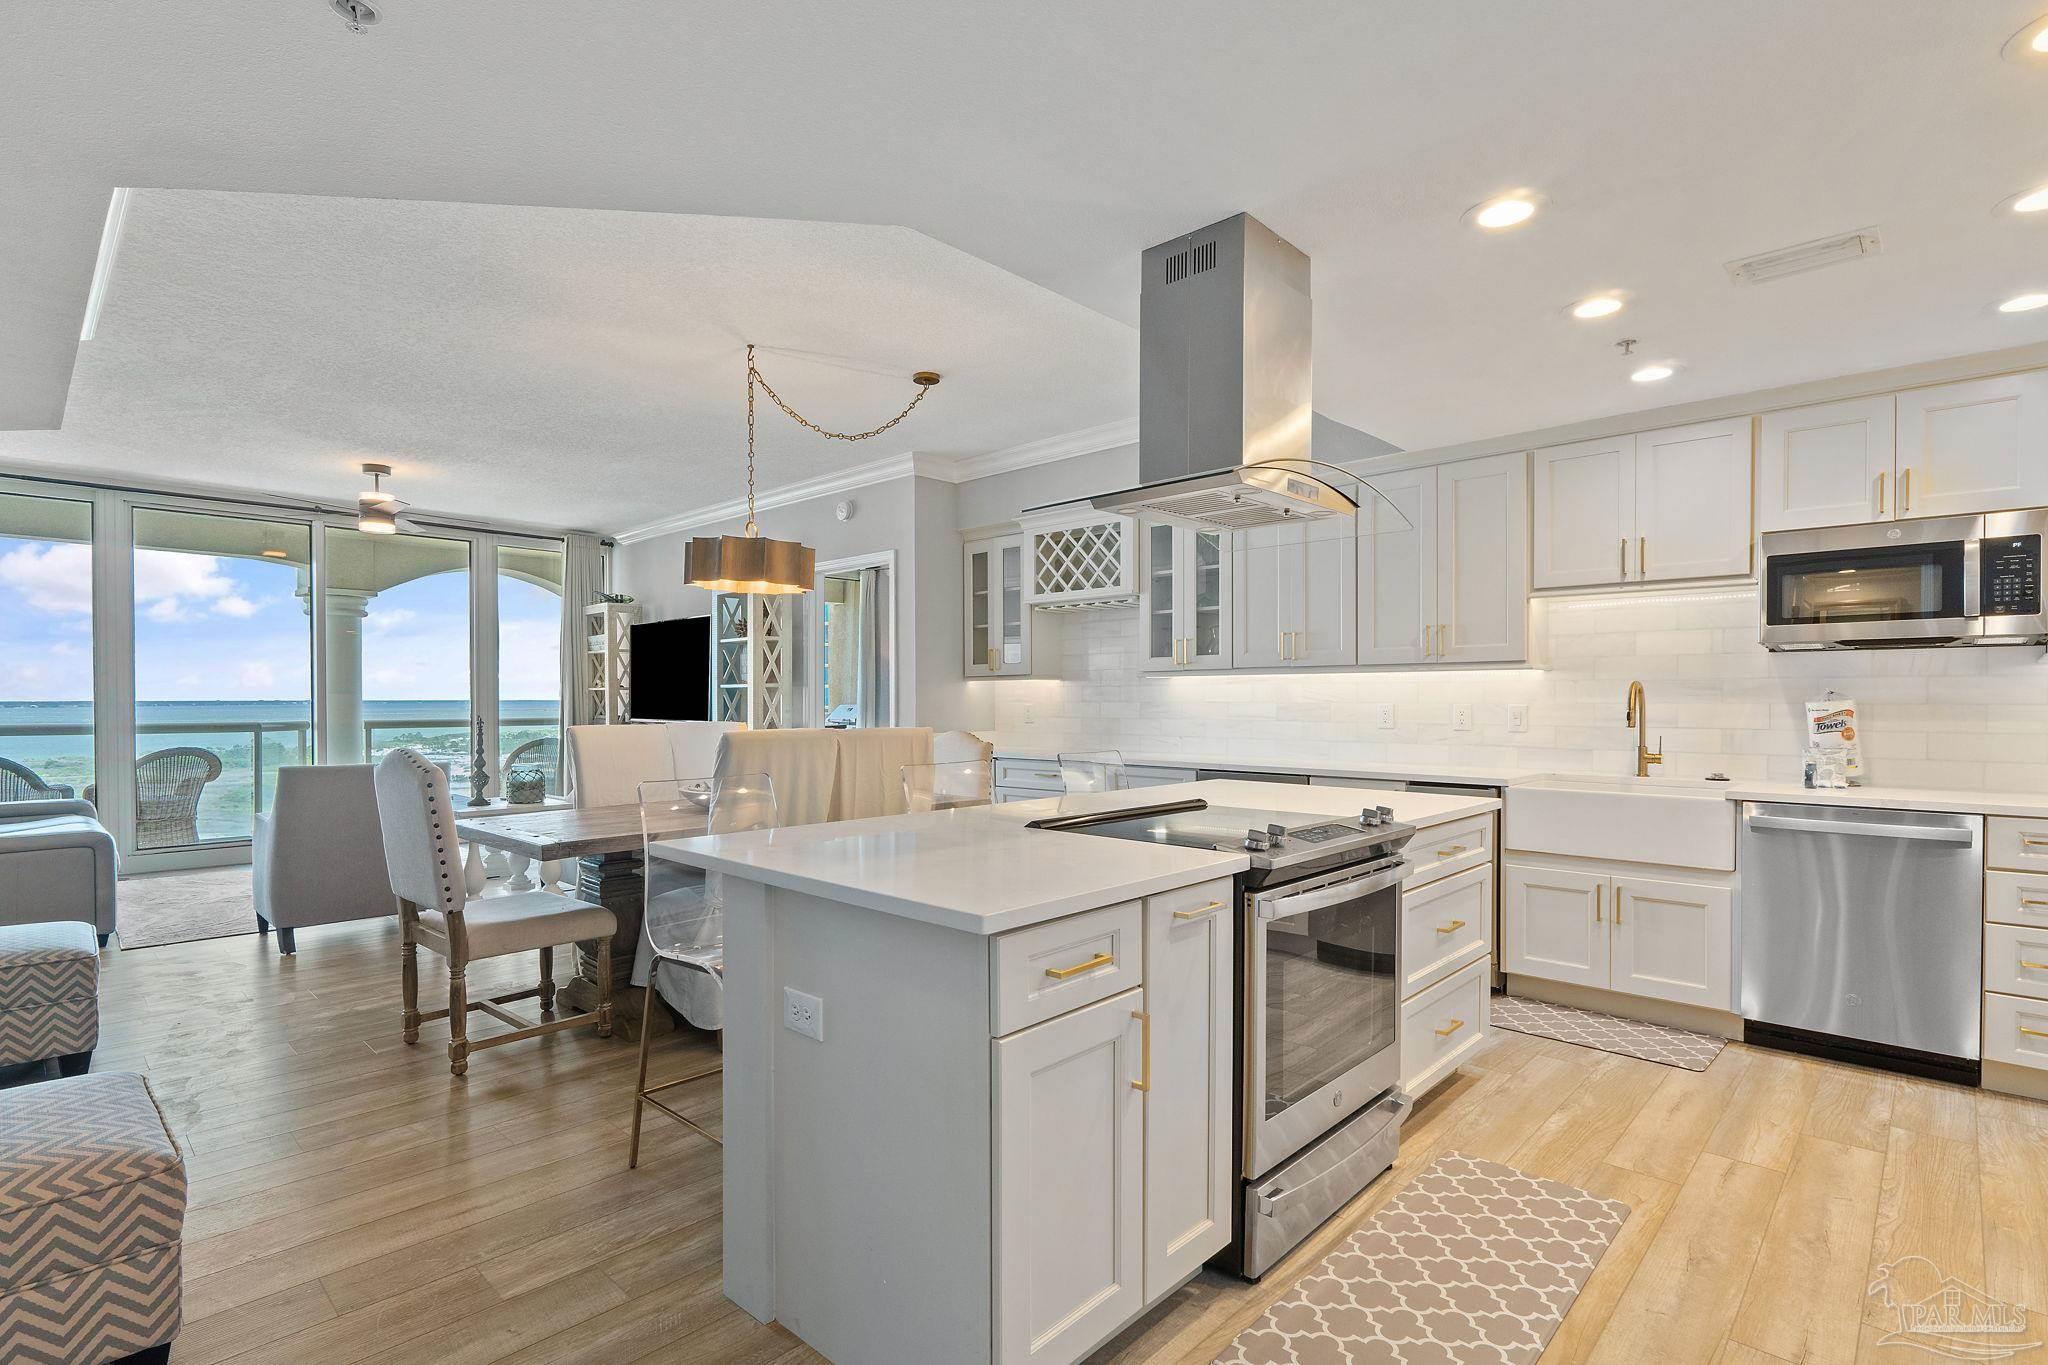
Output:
[144,598,191,624]
[237,661,277,689]
[0,543,93,614]
[367,607,417,634]
[134,549,235,605]
[213,594,259,618]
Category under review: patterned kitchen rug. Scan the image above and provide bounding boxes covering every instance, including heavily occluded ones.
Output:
[1491,994,1726,1071]
[1214,1152,1629,1365]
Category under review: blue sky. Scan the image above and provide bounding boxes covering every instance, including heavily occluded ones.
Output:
[0,535,560,703]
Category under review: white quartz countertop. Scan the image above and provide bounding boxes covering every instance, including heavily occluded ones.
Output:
[652,779,1501,936]
[1708,779,2048,818]
[994,745,1543,788]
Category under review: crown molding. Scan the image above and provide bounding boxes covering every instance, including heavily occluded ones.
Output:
[610,451,944,544]
[943,418,1138,482]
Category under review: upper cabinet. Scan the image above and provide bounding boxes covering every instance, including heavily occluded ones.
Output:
[1896,372,2048,519]
[965,533,1032,677]
[1232,518,1356,668]
[1355,453,1529,666]
[1139,522,1232,673]
[1023,509,1138,610]
[1758,371,2048,532]
[1532,418,1751,589]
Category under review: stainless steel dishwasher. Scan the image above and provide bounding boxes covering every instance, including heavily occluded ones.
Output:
[1739,802,1983,1084]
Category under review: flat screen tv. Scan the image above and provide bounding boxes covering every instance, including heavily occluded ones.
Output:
[629,616,712,721]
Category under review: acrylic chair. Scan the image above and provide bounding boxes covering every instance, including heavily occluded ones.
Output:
[1057,749,1128,795]
[628,771,777,1165]
[900,759,994,813]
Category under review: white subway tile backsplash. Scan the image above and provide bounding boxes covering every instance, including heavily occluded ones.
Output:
[987,587,2048,791]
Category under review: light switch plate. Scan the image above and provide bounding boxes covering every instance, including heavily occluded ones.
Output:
[1376,703,1396,730]
[784,987,824,1041]
[1507,704,1528,733]
[1451,703,1473,732]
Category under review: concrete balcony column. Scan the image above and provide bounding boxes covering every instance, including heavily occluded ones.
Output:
[301,587,376,763]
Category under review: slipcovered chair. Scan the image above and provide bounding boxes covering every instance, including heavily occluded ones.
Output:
[564,721,743,808]
[1057,748,1128,794]
[628,772,776,1164]
[373,747,616,1077]
[86,747,224,849]
[0,800,117,943]
[0,757,72,801]
[252,764,396,955]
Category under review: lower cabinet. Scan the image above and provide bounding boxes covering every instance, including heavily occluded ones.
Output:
[1503,859,1734,1010]
[1396,813,1499,1100]
[989,879,1233,1365]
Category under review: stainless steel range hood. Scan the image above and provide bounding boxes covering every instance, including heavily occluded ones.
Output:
[1092,213,1357,530]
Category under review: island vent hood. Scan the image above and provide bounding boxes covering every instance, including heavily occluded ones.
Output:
[1091,213,1358,530]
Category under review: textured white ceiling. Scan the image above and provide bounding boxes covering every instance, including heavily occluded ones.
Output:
[0,191,1135,532]
[6,1,2048,516]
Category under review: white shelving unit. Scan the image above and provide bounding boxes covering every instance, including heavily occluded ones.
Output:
[713,592,791,728]
[584,601,635,723]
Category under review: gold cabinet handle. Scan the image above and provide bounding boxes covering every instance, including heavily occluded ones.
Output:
[1045,952,1113,980]
[1877,470,1888,516]
[1615,891,1625,926]
[1423,624,1433,657]
[987,647,997,671]
[1131,1009,1152,1091]
[2021,834,2048,849]
[1902,467,1911,513]
[1594,884,1602,923]
[1436,844,1469,857]
[1435,919,1467,935]
[2020,897,2048,908]
[1435,1018,1467,1037]
[2020,961,2048,971]
[2020,1026,2048,1039]
[1639,535,1647,576]
[1173,900,1224,921]
[1030,769,1059,780]
[1620,536,1628,578]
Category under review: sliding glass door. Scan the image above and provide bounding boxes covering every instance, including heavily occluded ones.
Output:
[0,490,95,804]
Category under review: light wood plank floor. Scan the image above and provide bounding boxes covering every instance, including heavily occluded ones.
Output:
[12,913,2048,1364]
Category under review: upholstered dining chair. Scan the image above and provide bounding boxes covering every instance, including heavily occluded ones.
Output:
[1057,749,1127,795]
[0,757,73,802]
[901,759,993,812]
[628,772,776,1165]
[373,747,617,1076]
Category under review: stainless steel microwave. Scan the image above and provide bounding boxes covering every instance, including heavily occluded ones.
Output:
[1760,509,2048,650]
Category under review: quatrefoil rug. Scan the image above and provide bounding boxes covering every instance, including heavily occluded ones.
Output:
[1491,994,1727,1071]
[1214,1151,1629,1365]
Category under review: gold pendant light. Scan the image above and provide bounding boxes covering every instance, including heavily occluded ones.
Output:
[687,344,940,595]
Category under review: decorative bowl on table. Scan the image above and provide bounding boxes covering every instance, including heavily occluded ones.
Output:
[505,768,547,805]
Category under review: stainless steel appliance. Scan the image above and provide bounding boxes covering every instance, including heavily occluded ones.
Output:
[1739,802,1983,1083]
[1026,798,1414,1278]
[1759,509,2048,650]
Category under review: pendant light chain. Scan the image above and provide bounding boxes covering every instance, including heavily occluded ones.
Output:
[746,345,940,447]
[745,344,760,537]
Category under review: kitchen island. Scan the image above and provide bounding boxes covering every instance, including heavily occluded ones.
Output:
[653,779,1499,1365]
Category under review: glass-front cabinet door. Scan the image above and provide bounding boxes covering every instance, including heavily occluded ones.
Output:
[1140,522,1232,673]
[964,533,1031,676]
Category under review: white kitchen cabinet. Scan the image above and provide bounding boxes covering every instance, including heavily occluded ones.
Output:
[992,987,1145,1364]
[1505,859,1736,1010]
[1531,420,1750,588]
[1502,862,1609,989]
[1231,520,1356,668]
[1435,452,1529,662]
[1635,419,1753,582]
[1757,395,1896,531]
[1896,371,2048,518]
[966,535,1032,677]
[1141,882,1234,1293]
[1355,466,1434,665]
[1139,522,1232,673]
[1609,874,1734,1009]
[1532,436,1634,589]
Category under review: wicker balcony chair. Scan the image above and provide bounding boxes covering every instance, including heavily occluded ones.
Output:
[0,757,73,802]
[87,747,223,848]
[503,735,561,793]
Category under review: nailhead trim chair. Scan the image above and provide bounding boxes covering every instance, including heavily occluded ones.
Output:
[373,747,615,1076]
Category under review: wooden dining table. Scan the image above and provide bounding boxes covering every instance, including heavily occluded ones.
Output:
[454,801,709,1035]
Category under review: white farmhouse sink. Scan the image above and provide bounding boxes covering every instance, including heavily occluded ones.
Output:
[1506,775,1736,870]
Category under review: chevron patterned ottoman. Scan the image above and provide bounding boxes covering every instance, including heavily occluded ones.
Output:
[0,922,99,1077]
[0,1073,185,1365]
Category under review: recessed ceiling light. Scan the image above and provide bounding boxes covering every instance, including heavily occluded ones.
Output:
[2016,187,2048,214]
[1570,294,1625,320]
[1999,14,2048,61]
[2000,293,2048,313]
[1465,192,1541,231]
[1630,364,1676,383]
[260,549,289,559]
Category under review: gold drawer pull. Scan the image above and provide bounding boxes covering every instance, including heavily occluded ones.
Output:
[1173,900,1224,921]
[1435,1018,1467,1038]
[1045,952,1113,980]
[2022,835,2048,849]
[1131,1009,1152,1092]
[2021,961,2048,972]
[2021,897,2048,908]
[1436,844,1469,857]
[1435,919,1468,935]
[2020,1026,2048,1039]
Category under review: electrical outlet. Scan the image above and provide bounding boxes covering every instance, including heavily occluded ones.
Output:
[1507,704,1529,733]
[1451,703,1473,732]
[1376,703,1396,730]
[783,987,824,1042]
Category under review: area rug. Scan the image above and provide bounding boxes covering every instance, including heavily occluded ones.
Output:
[1213,1152,1629,1365]
[1491,993,1725,1071]
[116,866,257,949]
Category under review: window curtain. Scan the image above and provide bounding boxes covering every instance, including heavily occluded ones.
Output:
[559,532,605,727]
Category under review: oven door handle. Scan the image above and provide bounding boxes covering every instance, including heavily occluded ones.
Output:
[1255,863,1405,920]
[1254,1091,1411,1215]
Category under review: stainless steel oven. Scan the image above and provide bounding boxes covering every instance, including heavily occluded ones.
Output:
[1760,509,2048,650]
